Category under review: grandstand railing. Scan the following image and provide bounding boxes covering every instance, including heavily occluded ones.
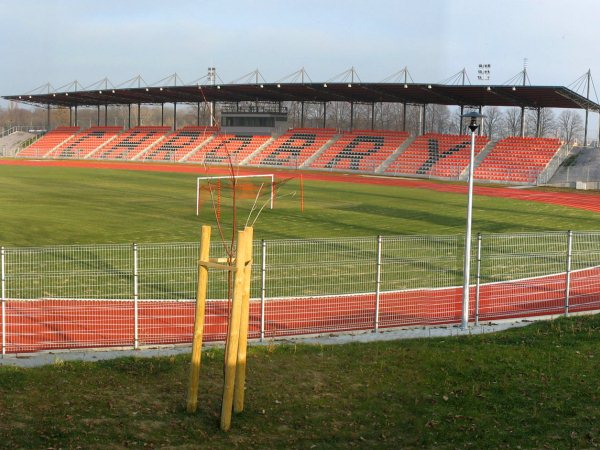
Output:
[536,144,570,185]
[1,126,45,138]
[2,230,600,354]
[13,127,572,185]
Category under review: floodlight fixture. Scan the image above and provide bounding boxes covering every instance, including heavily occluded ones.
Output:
[459,111,486,329]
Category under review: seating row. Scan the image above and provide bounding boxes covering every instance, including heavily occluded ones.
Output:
[17,127,564,184]
[384,134,489,177]
[17,126,80,158]
[474,137,562,183]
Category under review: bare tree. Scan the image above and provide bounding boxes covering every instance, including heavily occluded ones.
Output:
[557,109,584,145]
[539,108,556,137]
[482,106,502,140]
[502,107,522,137]
[424,104,452,134]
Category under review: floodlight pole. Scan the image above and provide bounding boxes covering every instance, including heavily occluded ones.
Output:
[461,112,484,330]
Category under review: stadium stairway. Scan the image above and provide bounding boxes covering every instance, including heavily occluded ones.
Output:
[247,128,337,168]
[536,143,569,184]
[240,136,275,165]
[299,133,340,168]
[88,126,171,160]
[137,126,218,162]
[17,126,80,158]
[383,133,489,179]
[547,146,600,187]
[458,140,497,181]
[180,134,216,162]
[186,133,272,165]
[307,130,410,173]
[375,135,416,174]
[0,131,36,157]
[474,137,563,184]
[47,127,122,159]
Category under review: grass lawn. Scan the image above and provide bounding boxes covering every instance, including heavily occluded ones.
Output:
[1,164,599,247]
[2,315,600,448]
[2,164,600,447]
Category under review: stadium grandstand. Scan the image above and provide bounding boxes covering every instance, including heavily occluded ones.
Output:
[4,77,600,185]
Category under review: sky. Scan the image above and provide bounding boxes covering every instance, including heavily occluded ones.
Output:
[1,0,599,101]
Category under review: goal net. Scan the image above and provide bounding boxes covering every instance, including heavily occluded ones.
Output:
[196,174,274,217]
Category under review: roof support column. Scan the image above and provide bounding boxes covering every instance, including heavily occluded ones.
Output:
[97,105,100,126]
[459,105,465,135]
[104,105,108,126]
[371,103,375,131]
[300,101,304,128]
[597,111,600,147]
[323,102,327,128]
[173,102,177,130]
[350,102,354,131]
[402,103,407,132]
[584,70,591,147]
[69,107,72,127]
[584,108,589,147]
[197,102,200,126]
[137,103,141,127]
[161,103,164,126]
[74,106,78,127]
[46,104,50,130]
[520,106,525,137]
[127,105,131,128]
[421,104,426,135]
[536,108,541,138]
[211,101,215,127]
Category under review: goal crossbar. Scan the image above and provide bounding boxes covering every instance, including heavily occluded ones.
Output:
[196,174,275,216]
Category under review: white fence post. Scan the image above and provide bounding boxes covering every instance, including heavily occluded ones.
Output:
[475,233,482,327]
[133,243,139,349]
[1,247,5,356]
[260,239,266,342]
[565,230,573,317]
[374,235,382,332]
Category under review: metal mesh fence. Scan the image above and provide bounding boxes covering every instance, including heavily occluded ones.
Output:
[3,231,600,354]
[5,244,133,300]
[476,232,568,321]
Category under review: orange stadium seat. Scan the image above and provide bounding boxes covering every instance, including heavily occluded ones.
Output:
[88,126,171,160]
[309,129,409,172]
[474,137,562,184]
[187,133,271,165]
[17,126,80,158]
[384,133,489,179]
[46,127,123,159]
[247,128,337,168]
[138,126,218,162]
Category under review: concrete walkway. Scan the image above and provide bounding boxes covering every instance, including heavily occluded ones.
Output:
[0,319,536,368]
[0,131,35,156]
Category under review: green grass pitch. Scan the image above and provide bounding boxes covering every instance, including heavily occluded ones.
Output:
[0,164,599,247]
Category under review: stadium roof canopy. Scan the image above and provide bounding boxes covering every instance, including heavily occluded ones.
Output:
[3,83,599,111]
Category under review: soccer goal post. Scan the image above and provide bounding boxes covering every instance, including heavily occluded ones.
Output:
[196,174,275,217]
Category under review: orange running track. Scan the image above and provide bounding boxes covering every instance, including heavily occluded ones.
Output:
[3,267,600,353]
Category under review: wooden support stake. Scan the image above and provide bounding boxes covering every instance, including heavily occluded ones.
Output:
[220,229,249,431]
[234,226,254,413]
[199,261,235,271]
[186,225,211,413]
